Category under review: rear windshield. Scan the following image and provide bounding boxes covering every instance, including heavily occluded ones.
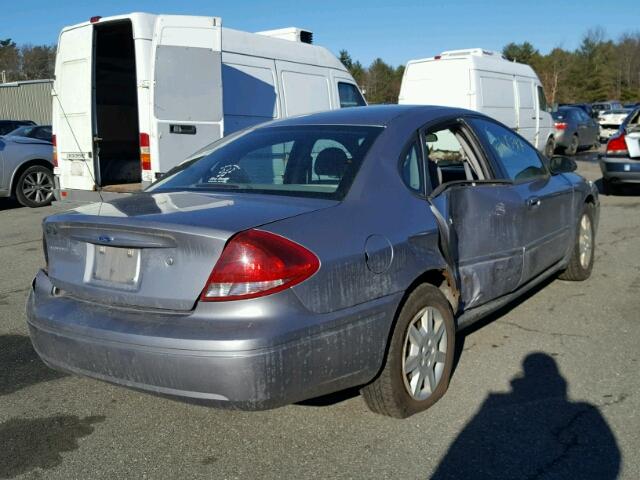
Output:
[149,125,383,200]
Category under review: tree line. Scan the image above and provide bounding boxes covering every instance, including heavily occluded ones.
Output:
[341,28,640,105]
[2,27,639,106]
[0,39,56,82]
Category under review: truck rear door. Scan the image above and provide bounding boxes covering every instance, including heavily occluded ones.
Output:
[53,25,96,191]
[150,16,224,178]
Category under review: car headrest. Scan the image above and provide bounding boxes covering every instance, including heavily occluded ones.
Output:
[314,148,350,177]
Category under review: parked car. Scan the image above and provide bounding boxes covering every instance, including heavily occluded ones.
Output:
[0,135,54,207]
[7,124,52,143]
[399,49,556,157]
[623,102,640,109]
[598,109,632,141]
[558,103,595,119]
[599,107,640,194]
[53,13,365,203]
[552,107,599,155]
[591,101,623,116]
[0,120,36,136]
[27,105,599,418]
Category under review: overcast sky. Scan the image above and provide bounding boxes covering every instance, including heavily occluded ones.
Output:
[4,0,639,66]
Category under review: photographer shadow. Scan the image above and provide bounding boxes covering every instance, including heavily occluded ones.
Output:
[431,352,620,480]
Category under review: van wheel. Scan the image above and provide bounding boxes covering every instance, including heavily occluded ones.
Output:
[544,137,556,158]
[361,284,455,418]
[559,203,595,281]
[565,135,579,156]
[15,165,54,208]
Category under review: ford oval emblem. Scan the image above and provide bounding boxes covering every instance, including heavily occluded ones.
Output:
[98,235,113,243]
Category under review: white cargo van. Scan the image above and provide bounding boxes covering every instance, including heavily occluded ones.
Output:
[399,49,555,156]
[52,13,365,201]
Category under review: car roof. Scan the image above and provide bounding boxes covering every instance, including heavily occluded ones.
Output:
[262,104,470,128]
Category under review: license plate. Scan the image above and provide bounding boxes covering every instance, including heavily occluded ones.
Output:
[624,164,631,172]
[91,245,140,286]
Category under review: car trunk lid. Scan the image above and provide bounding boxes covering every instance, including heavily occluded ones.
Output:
[44,191,336,310]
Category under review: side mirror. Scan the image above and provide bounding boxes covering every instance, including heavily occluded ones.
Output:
[425,133,438,143]
[549,155,577,174]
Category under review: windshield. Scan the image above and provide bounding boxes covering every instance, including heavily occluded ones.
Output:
[149,125,383,200]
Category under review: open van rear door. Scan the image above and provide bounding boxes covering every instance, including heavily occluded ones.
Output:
[149,16,224,178]
[53,25,96,191]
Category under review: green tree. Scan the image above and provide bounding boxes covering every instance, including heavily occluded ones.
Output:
[502,41,541,65]
[0,39,20,82]
[21,44,56,79]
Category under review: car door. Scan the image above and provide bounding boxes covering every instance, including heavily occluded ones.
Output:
[468,117,574,283]
[425,120,528,310]
[577,109,598,146]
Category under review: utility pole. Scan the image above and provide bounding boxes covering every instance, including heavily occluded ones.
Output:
[1,70,6,83]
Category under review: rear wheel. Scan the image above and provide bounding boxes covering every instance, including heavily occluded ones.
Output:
[565,134,579,156]
[361,284,455,418]
[544,137,556,158]
[15,165,54,208]
[559,203,595,281]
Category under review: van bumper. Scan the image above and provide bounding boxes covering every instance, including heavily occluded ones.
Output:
[26,270,397,409]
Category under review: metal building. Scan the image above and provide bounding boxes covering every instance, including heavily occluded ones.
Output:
[0,79,53,125]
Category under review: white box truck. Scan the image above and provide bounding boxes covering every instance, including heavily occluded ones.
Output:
[398,48,555,157]
[52,13,366,201]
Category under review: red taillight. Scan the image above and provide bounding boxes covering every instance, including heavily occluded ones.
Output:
[606,132,628,155]
[139,133,151,170]
[90,16,102,23]
[52,134,58,167]
[554,122,567,130]
[200,230,320,302]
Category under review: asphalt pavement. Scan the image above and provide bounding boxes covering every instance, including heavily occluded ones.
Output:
[0,151,638,479]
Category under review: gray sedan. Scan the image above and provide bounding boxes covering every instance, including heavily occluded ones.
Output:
[552,106,600,155]
[27,106,599,418]
[0,135,54,207]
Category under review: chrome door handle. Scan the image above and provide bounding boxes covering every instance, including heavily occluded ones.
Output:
[526,196,541,208]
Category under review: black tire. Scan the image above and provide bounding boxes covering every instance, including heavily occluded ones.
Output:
[361,284,456,418]
[544,137,556,158]
[565,134,579,156]
[14,165,54,208]
[559,203,596,281]
[602,178,616,196]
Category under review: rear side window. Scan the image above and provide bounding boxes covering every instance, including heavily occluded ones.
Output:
[400,140,423,194]
[338,82,366,108]
[471,118,547,182]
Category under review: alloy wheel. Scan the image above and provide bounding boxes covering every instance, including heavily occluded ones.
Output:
[22,171,54,205]
[579,213,593,269]
[402,306,447,401]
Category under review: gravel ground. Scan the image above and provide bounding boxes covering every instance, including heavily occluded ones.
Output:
[0,151,638,479]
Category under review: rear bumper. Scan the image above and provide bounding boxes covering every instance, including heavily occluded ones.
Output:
[599,157,640,183]
[26,270,399,409]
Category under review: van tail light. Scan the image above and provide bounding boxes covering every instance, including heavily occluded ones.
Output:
[200,230,320,302]
[554,122,567,130]
[139,133,151,170]
[52,134,58,167]
[606,132,628,155]
[90,16,102,23]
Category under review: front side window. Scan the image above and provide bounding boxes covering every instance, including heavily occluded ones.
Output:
[537,85,548,112]
[470,118,547,182]
[149,125,383,200]
[338,82,366,108]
